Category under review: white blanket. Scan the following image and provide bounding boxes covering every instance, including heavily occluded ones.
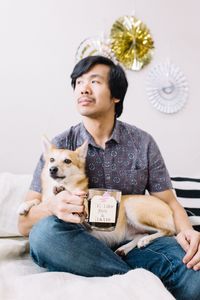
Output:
[0,238,175,300]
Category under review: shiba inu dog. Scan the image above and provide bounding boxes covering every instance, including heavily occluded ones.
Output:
[18,137,88,217]
[19,138,176,256]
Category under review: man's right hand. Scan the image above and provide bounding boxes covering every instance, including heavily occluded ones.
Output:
[47,190,87,223]
[18,190,87,237]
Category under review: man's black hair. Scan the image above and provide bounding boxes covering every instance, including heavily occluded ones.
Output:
[70,55,128,118]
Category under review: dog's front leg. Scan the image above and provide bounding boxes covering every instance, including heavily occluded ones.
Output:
[17,199,41,216]
[115,234,148,256]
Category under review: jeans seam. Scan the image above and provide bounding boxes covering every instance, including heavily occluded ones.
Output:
[144,247,176,286]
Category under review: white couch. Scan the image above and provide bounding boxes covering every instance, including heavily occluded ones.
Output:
[0,172,177,300]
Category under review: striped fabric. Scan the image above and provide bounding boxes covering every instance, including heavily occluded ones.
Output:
[171,177,200,231]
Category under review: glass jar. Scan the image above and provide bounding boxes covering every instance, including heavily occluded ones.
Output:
[87,188,121,231]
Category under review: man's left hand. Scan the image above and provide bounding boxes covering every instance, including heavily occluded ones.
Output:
[176,229,200,270]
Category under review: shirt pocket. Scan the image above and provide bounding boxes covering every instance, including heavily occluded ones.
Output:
[123,168,148,195]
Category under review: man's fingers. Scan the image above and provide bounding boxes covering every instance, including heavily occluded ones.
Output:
[176,232,195,264]
[73,190,87,197]
[185,248,200,270]
[193,260,200,271]
[183,239,199,265]
[184,237,200,269]
[60,213,83,224]
[57,190,87,205]
[66,204,84,213]
[62,193,85,205]
[176,233,190,253]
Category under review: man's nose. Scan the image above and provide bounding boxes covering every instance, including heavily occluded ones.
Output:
[81,83,91,95]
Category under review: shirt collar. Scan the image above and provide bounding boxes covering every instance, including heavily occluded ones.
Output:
[108,119,121,144]
[79,120,121,147]
[79,123,97,147]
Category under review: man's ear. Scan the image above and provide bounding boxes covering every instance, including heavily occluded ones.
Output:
[41,135,53,154]
[76,141,88,160]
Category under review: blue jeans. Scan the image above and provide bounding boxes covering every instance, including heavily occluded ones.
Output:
[29,216,200,300]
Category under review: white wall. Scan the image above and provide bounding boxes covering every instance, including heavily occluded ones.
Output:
[0,0,199,177]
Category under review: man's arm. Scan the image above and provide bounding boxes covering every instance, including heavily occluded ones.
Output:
[151,189,200,270]
[18,190,86,237]
[18,191,52,236]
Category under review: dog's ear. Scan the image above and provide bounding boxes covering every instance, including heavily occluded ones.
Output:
[41,135,52,154]
[76,141,88,160]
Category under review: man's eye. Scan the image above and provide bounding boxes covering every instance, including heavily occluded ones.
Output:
[76,80,82,85]
[92,80,100,84]
[64,159,72,164]
[50,158,55,162]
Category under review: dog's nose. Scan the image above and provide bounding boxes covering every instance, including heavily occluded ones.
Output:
[49,166,58,175]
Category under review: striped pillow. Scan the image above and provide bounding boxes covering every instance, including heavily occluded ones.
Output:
[171,177,200,231]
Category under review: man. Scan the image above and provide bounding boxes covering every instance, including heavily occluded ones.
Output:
[18,55,200,299]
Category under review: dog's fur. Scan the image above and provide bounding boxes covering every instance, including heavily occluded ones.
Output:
[19,138,176,256]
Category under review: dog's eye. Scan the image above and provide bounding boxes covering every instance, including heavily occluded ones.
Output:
[50,158,55,163]
[64,158,72,164]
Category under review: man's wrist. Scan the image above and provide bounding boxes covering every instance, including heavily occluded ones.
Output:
[43,197,55,216]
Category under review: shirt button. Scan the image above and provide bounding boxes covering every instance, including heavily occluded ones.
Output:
[106,175,111,180]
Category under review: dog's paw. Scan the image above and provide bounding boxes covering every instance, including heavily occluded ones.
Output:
[17,203,30,216]
[53,186,66,195]
[17,199,40,216]
[115,248,126,257]
[137,236,151,248]
[115,245,130,256]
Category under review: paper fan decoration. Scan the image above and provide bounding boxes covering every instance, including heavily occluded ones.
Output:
[75,37,117,63]
[146,60,189,114]
[110,16,154,71]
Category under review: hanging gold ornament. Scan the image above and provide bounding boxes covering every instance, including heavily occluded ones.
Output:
[110,16,154,71]
[75,36,117,63]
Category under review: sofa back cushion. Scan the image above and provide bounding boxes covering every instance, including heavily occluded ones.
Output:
[0,173,32,237]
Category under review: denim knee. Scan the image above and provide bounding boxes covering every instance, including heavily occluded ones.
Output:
[124,237,200,299]
[172,264,200,300]
[29,216,57,267]
[29,216,89,270]
[30,216,76,265]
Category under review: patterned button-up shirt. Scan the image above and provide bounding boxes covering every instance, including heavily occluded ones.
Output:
[30,120,172,195]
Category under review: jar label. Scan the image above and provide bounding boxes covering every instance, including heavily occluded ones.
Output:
[89,193,117,223]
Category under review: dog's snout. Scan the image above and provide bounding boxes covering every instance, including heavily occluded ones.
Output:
[49,166,58,175]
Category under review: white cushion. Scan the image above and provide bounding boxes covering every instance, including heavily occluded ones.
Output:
[0,172,32,237]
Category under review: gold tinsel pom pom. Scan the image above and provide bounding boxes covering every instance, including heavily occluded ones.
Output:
[110,16,154,71]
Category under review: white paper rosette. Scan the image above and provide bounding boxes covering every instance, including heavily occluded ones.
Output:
[146,60,189,114]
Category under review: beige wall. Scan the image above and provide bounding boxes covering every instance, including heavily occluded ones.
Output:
[0,0,199,176]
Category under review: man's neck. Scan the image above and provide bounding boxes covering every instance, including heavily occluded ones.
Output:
[82,116,116,149]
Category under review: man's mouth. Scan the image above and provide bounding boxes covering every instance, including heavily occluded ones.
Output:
[78,97,94,105]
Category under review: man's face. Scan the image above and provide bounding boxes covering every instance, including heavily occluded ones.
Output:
[74,64,117,119]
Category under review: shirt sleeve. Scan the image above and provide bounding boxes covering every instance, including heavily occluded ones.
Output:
[29,154,44,193]
[146,136,172,193]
